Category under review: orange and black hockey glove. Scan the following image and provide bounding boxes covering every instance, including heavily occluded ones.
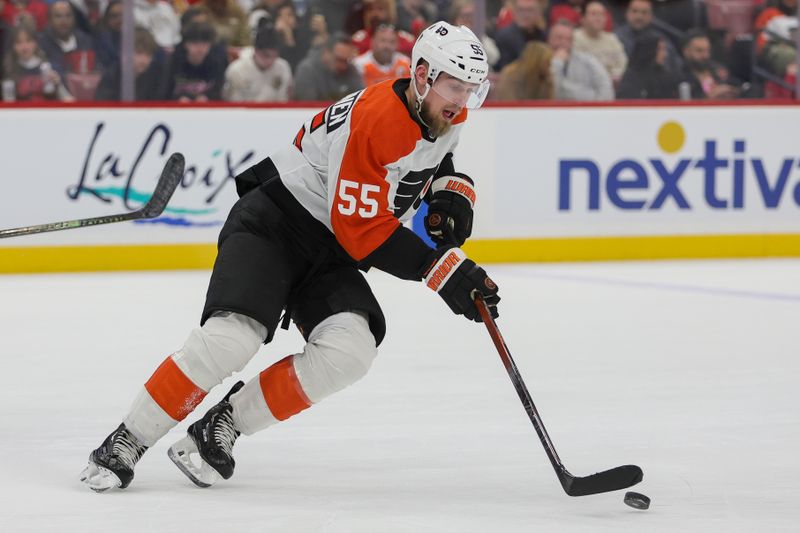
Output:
[422,247,500,322]
[424,172,475,247]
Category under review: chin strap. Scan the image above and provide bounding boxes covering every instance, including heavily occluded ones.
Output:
[411,77,432,129]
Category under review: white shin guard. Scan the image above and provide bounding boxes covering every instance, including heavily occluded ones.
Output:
[124,312,267,446]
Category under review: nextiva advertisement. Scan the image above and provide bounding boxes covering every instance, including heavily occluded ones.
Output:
[476,106,799,239]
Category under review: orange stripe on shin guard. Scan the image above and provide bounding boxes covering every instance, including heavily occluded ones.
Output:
[144,356,207,421]
[259,355,312,421]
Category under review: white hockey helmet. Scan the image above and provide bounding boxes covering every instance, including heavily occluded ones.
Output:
[410,21,491,109]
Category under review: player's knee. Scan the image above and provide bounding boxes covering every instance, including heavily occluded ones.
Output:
[296,312,378,401]
[176,312,266,390]
[316,312,378,379]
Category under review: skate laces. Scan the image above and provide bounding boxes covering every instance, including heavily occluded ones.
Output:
[212,407,239,456]
[111,429,147,469]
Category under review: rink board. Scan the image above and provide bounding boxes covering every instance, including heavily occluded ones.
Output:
[0,103,798,272]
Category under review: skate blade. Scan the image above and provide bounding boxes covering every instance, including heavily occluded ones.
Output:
[167,435,221,488]
[79,461,122,492]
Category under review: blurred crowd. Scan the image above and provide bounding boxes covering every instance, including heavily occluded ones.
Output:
[0,0,797,103]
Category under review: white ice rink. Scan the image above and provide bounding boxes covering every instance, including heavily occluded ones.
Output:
[0,259,797,532]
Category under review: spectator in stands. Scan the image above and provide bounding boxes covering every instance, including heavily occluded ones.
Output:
[70,0,104,35]
[2,23,74,101]
[548,20,614,100]
[602,0,628,25]
[271,1,312,72]
[496,40,554,100]
[223,25,292,101]
[181,6,208,28]
[345,0,388,34]
[615,0,680,75]
[549,0,612,31]
[395,0,436,35]
[494,0,515,30]
[306,5,330,48]
[574,0,627,84]
[761,15,798,96]
[449,0,500,69]
[231,0,327,52]
[755,0,798,54]
[617,32,678,99]
[134,0,181,51]
[354,23,410,86]
[550,0,583,27]
[1,0,47,31]
[94,0,121,69]
[679,29,740,100]
[293,32,363,100]
[95,27,167,100]
[310,0,355,39]
[352,0,416,56]
[180,6,230,66]
[495,0,547,70]
[38,0,97,77]
[246,2,271,37]
[164,21,227,101]
[199,0,251,47]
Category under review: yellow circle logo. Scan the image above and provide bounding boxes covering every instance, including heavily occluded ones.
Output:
[657,121,685,154]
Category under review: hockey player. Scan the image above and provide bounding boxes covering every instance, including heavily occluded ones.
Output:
[80,21,500,492]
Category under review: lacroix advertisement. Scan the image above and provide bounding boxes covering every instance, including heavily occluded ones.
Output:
[0,108,306,246]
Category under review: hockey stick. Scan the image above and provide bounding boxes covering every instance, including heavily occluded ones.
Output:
[474,295,643,496]
[0,152,185,239]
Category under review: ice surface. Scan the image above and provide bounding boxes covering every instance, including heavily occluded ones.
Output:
[0,259,797,532]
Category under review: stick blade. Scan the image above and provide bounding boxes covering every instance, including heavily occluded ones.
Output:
[140,152,185,219]
[560,465,643,497]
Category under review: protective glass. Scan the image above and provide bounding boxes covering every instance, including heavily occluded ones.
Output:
[430,75,491,109]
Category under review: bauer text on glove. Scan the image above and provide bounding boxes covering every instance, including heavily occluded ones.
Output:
[422,247,500,322]
[424,173,475,247]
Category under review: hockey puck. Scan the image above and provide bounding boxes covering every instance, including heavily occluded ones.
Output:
[623,491,650,510]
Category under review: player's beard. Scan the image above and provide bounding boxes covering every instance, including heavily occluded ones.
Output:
[418,99,452,138]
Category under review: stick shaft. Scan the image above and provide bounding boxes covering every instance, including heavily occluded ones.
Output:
[475,296,565,472]
[0,212,138,239]
[0,153,184,240]
[476,296,644,496]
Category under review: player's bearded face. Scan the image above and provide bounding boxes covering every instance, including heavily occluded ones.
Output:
[418,96,455,138]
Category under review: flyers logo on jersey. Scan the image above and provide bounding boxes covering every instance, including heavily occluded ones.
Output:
[327,91,363,134]
[394,166,437,217]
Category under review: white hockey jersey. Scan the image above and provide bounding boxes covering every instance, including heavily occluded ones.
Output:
[268,78,468,262]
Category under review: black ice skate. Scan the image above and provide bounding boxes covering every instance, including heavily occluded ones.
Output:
[79,423,149,492]
[168,381,244,488]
